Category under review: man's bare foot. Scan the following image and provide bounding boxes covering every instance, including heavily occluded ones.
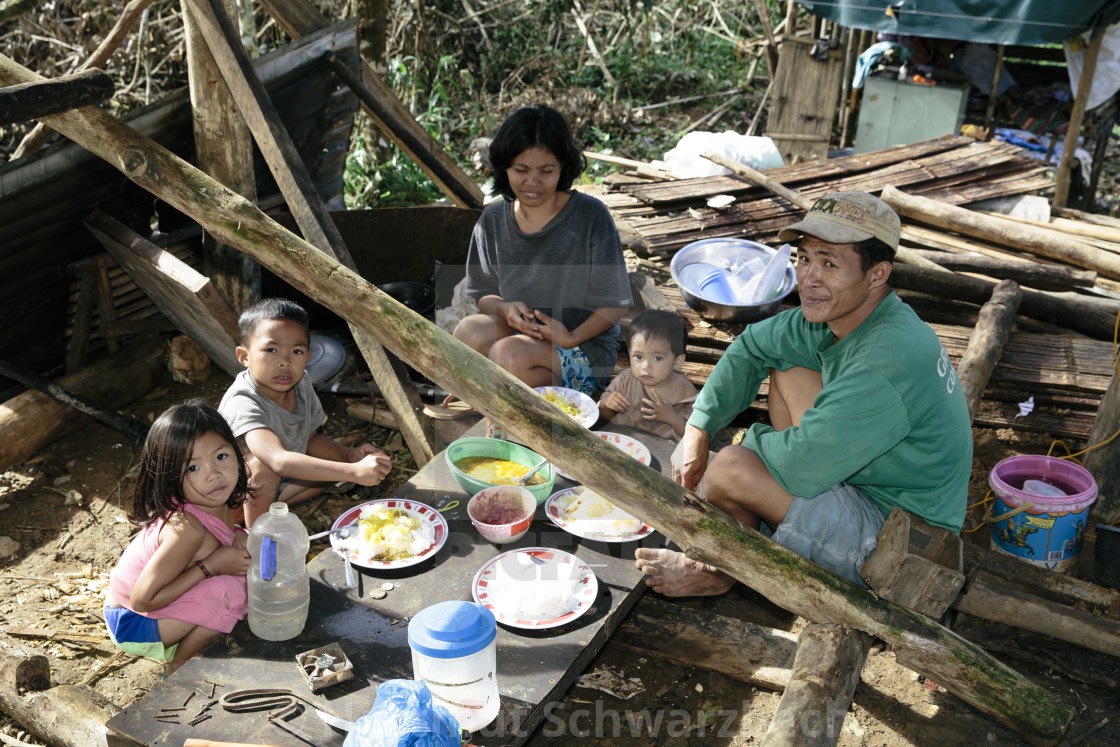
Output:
[634,548,735,597]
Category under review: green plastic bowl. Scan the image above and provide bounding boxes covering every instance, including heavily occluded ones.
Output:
[445,437,556,505]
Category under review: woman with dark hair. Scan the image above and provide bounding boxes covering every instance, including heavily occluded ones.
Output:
[451,105,632,399]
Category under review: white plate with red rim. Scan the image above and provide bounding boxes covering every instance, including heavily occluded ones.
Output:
[544,486,655,543]
[330,499,448,570]
[555,431,652,481]
[472,547,599,629]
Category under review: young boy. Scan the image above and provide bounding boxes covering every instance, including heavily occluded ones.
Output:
[219,298,392,527]
[598,310,697,441]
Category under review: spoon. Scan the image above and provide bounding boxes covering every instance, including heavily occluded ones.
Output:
[516,457,550,486]
[309,523,356,542]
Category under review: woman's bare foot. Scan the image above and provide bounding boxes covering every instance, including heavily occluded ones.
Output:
[634,548,735,597]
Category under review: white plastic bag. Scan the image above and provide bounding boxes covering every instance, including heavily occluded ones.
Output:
[663,131,785,179]
[1065,22,1120,112]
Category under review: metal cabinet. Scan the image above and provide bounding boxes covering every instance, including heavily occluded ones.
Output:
[854,76,970,154]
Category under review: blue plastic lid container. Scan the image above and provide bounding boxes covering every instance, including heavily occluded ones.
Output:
[408,601,496,659]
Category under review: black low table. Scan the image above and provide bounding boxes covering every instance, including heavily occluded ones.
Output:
[106,423,674,746]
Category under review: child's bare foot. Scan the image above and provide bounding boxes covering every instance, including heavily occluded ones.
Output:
[635,548,735,597]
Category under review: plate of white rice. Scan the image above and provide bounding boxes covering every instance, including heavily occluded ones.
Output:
[545,486,653,542]
[472,547,599,629]
[332,499,447,570]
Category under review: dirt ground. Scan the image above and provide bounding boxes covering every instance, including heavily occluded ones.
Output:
[0,363,1118,747]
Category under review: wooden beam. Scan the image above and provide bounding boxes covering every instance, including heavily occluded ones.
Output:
[0,69,113,124]
[256,0,483,209]
[12,0,157,158]
[182,0,260,315]
[613,596,797,691]
[957,279,1022,422]
[0,52,1077,744]
[182,0,435,466]
[761,624,871,747]
[1054,29,1103,208]
[82,209,242,377]
[1085,371,1120,525]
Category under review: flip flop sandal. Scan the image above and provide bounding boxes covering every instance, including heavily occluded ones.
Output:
[422,397,477,420]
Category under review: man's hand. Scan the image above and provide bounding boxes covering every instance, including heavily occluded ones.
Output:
[599,390,629,414]
[531,309,574,348]
[674,424,710,492]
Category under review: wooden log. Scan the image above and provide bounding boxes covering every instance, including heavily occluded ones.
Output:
[12,0,157,158]
[613,596,797,691]
[957,280,1022,422]
[882,184,1120,280]
[952,612,1120,690]
[345,401,398,430]
[1054,29,1103,208]
[0,339,165,471]
[0,649,120,747]
[954,572,1120,658]
[760,624,871,747]
[910,249,1097,290]
[700,151,947,272]
[83,209,242,377]
[182,0,260,315]
[183,0,435,466]
[255,0,483,209]
[0,53,1077,744]
[889,264,1117,341]
[0,69,113,124]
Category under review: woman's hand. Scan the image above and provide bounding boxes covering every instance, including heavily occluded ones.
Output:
[531,309,574,348]
[497,301,542,338]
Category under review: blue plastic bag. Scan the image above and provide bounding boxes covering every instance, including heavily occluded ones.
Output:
[343,679,463,747]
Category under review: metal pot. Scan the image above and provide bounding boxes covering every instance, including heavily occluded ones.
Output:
[670,238,796,324]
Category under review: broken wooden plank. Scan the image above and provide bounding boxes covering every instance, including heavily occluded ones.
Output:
[182,0,260,315]
[0,69,113,124]
[257,0,483,209]
[958,279,1022,422]
[83,209,242,377]
[1085,371,1120,525]
[183,0,435,466]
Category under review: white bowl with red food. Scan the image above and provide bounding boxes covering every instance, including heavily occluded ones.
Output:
[467,486,537,544]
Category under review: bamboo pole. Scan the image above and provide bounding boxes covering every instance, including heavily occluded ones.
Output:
[1054,29,1103,208]
[0,53,1074,744]
[882,185,1120,280]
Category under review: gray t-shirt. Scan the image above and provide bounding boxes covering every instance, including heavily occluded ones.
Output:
[218,370,326,455]
[463,191,633,386]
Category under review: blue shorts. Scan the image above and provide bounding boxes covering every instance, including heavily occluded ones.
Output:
[555,345,596,396]
[104,606,177,662]
[771,483,885,587]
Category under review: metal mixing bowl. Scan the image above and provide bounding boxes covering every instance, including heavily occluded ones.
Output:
[670,238,797,323]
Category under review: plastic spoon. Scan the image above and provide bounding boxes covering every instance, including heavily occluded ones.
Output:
[516,457,550,486]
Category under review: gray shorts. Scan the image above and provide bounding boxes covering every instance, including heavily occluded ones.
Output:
[771,483,885,587]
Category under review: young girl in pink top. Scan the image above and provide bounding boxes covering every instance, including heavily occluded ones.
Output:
[105,400,252,674]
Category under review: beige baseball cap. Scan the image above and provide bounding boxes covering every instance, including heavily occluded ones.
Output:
[777,191,900,251]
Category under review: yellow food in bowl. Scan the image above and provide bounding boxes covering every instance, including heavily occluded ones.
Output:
[454,457,546,486]
[544,392,580,418]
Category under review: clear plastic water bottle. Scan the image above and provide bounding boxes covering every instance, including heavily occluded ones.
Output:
[247,502,310,641]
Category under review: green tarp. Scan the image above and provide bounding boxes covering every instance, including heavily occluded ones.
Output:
[799,1,1120,45]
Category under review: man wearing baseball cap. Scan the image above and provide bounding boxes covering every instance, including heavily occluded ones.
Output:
[637,191,971,595]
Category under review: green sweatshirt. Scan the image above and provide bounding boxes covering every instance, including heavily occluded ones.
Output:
[689,291,971,531]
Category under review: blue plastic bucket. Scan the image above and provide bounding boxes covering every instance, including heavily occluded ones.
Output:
[988,455,1097,574]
